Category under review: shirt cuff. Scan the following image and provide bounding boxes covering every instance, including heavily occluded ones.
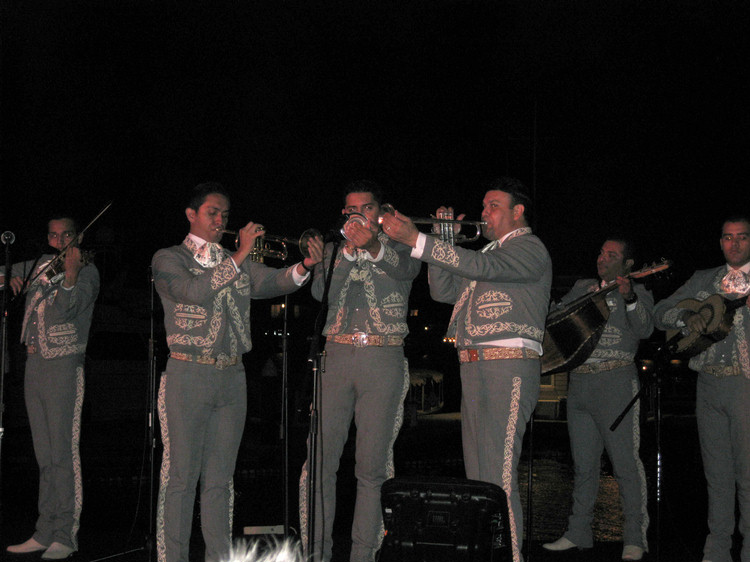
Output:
[410,232,427,259]
[292,265,308,286]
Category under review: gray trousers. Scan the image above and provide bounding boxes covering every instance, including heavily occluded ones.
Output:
[24,353,84,550]
[156,359,247,562]
[697,372,750,562]
[459,358,540,562]
[300,343,409,562]
[562,365,649,550]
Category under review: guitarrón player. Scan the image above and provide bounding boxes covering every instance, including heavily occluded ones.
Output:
[543,238,653,562]
[654,214,750,562]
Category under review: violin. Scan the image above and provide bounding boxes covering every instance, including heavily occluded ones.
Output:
[24,200,112,292]
[42,247,96,285]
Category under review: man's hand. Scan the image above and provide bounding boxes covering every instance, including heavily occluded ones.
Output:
[232,222,266,266]
[0,274,24,295]
[615,275,634,301]
[380,209,419,248]
[62,247,84,288]
[343,218,381,257]
[300,234,324,272]
[684,310,708,335]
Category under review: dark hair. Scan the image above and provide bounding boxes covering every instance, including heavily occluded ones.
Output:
[187,182,230,211]
[604,236,636,264]
[342,179,384,206]
[48,215,79,233]
[721,214,750,232]
[483,177,532,224]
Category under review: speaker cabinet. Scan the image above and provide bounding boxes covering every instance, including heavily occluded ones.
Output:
[379,477,512,561]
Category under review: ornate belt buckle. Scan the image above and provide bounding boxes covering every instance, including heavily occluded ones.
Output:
[351,332,369,348]
[215,353,230,369]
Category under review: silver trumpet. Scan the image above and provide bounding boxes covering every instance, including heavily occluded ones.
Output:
[339,212,371,241]
[219,228,321,261]
[378,204,486,244]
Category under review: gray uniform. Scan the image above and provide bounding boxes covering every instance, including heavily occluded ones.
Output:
[299,235,420,562]
[558,279,652,550]
[152,237,304,562]
[12,254,99,550]
[422,228,552,562]
[654,265,750,562]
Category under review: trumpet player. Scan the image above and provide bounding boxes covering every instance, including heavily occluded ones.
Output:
[299,180,420,562]
[381,177,552,562]
[151,182,323,562]
[3,216,100,560]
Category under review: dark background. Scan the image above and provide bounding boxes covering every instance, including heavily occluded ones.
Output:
[0,3,747,559]
[1,0,748,285]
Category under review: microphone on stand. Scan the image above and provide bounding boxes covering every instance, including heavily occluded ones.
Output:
[1,231,15,245]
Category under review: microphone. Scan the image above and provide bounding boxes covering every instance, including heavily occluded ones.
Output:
[2,231,15,245]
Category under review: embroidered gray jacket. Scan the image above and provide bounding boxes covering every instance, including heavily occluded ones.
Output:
[424,230,552,349]
[312,235,421,337]
[14,255,99,359]
[654,266,750,376]
[559,279,654,363]
[152,242,302,361]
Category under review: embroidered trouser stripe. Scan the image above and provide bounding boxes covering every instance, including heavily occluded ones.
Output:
[70,366,85,549]
[696,371,750,562]
[156,360,247,562]
[459,359,540,562]
[565,366,649,550]
[300,344,408,562]
[24,354,85,551]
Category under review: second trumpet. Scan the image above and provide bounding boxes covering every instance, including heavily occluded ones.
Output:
[220,228,321,261]
[378,204,487,244]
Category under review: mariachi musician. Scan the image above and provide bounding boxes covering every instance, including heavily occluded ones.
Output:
[2,215,100,560]
[382,177,551,562]
[151,181,323,562]
[299,180,420,562]
[542,237,652,561]
[654,214,750,562]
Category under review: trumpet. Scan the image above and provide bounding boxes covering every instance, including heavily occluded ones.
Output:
[219,228,321,261]
[379,204,486,244]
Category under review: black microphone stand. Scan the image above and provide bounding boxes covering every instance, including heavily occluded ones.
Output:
[280,292,291,536]
[609,342,672,562]
[0,231,17,523]
[90,267,159,562]
[304,236,341,558]
[146,267,159,561]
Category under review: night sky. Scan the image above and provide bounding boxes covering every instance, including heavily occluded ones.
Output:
[1,1,748,289]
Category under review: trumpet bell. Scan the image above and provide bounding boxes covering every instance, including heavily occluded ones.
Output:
[299,228,322,258]
[340,212,369,241]
[220,228,320,260]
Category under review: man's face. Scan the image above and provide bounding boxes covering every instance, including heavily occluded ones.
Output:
[480,190,521,241]
[342,191,380,230]
[186,193,230,243]
[47,219,77,252]
[720,221,750,268]
[597,240,632,282]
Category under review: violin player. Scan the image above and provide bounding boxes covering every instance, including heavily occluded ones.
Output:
[1,215,100,559]
[543,237,653,561]
[654,214,750,562]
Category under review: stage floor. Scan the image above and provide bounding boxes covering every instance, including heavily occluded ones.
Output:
[0,409,739,562]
